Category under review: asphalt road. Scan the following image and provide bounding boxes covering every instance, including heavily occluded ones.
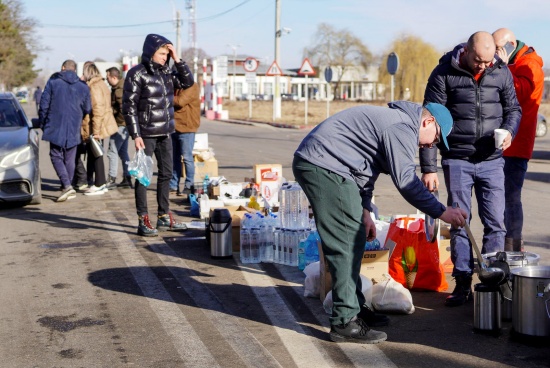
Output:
[0,103,549,367]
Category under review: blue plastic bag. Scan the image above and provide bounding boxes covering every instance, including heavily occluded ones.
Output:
[189,194,200,217]
[128,148,153,187]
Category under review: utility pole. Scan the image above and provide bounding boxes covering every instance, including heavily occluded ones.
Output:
[186,0,198,81]
[227,44,241,101]
[175,11,181,59]
[273,0,282,120]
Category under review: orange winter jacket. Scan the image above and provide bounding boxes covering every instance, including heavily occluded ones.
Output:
[174,83,201,133]
[504,44,544,159]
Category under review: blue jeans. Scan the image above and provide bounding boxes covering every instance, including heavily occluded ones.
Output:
[169,132,195,191]
[503,157,528,240]
[107,126,130,178]
[442,158,506,277]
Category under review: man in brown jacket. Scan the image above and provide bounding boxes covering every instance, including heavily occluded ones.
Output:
[106,67,132,188]
[169,82,201,195]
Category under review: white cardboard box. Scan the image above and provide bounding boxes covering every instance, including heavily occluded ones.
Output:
[193,133,209,151]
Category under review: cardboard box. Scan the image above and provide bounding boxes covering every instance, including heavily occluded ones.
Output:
[319,244,390,301]
[253,164,283,207]
[439,225,452,273]
[184,157,218,182]
[193,133,209,151]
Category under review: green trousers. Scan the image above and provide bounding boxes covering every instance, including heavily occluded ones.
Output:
[292,156,366,326]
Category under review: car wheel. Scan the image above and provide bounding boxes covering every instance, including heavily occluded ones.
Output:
[536,120,547,137]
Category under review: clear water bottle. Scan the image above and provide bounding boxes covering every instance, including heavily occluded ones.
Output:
[249,226,261,263]
[240,213,253,263]
[278,183,289,230]
[298,186,310,229]
[273,227,282,264]
[262,214,276,263]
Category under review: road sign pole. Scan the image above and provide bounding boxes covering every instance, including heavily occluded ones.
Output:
[326,83,330,119]
[305,75,309,125]
[391,75,395,102]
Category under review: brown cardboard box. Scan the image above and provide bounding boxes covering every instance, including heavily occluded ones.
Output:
[318,243,390,301]
[183,156,218,181]
[439,225,452,273]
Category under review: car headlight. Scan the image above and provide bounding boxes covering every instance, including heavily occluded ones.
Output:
[0,145,34,168]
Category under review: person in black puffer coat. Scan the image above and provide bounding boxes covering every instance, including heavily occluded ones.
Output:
[123,33,194,236]
[420,31,522,308]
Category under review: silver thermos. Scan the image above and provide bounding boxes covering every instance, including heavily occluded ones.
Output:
[209,208,233,259]
[473,283,501,331]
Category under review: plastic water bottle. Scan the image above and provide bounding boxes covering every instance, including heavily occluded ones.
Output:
[262,214,276,263]
[273,227,282,264]
[240,213,253,263]
[365,238,381,250]
[249,226,261,263]
[298,238,307,270]
[203,174,209,195]
[305,230,320,266]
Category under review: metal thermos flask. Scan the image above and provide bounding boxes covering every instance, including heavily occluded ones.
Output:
[209,208,233,258]
[473,283,501,331]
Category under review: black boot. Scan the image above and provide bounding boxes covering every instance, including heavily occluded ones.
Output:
[118,175,133,189]
[137,214,158,237]
[358,304,390,327]
[105,176,117,189]
[445,275,472,307]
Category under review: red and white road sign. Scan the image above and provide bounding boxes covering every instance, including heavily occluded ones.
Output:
[298,58,315,76]
[266,61,283,76]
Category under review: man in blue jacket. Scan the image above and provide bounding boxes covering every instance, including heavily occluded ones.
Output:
[39,59,92,202]
[293,101,467,344]
[421,31,522,307]
[123,34,194,236]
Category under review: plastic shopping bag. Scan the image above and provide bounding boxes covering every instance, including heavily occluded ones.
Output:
[303,261,321,298]
[371,274,415,314]
[322,274,374,314]
[128,148,153,187]
[386,217,448,292]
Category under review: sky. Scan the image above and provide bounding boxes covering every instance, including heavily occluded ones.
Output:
[21,0,550,77]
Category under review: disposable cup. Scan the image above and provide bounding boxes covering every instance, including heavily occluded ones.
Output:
[494,129,508,149]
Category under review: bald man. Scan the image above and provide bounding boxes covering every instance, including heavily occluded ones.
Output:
[493,28,544,252]
[421,31,522,307]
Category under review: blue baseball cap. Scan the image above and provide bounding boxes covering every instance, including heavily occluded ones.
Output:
[424,103,453,150]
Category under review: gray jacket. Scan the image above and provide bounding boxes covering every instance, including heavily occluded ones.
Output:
[294,101,445,219]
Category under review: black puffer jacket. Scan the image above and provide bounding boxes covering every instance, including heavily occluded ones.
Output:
[123,34,194,138]
[420,43,521,172]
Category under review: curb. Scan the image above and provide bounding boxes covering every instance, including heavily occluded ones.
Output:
[211,117,315,130]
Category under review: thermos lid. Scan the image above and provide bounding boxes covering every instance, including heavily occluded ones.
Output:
[474,282,500,292]
[210,208,232,223]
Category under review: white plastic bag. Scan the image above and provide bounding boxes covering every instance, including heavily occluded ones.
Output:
[371,274,415,314]
[303,261,320,298]
[128,148,153,187]
[322,274,374,315]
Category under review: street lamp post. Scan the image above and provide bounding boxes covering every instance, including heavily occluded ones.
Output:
[227,44,241,101]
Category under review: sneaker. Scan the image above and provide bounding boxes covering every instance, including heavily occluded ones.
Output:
[105,176,117,189]
[56,186,76,202]
[76,183,89,192]
[138,214,158,237]
[169,187,178,194]
[358,305,390,327]
[329,318,387,344]
[118,176,133,189]
[156,212,187,232]
[83,184,108,196]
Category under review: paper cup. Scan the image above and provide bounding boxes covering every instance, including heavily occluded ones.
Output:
[494,129,508,149]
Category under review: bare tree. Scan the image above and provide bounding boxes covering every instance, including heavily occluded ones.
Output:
[377,34,442,102]
[303,23,372,96]
[0,0,41,90]
[181,47,210,64]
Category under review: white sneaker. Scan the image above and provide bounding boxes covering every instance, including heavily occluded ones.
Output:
[57,187,77,202]
[84,184,108,196]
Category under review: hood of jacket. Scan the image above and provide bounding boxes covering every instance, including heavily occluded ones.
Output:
[141,34,172,74]
[439,43,503,76]
[51,70,81,85]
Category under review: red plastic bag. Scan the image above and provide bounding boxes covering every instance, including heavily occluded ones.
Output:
[386,217,448,292]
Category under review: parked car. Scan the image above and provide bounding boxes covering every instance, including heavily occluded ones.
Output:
[0,92,41,205]
[281,93,299,101]
[15,90,28,103]
[536,113,547,137]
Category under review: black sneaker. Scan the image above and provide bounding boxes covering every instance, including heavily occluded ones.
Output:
[118,176,133,189]
[157,212,187,232]
[330,318,387,344]
[358,305,390,327]
[138,214,158,237]
[105,176,117,189]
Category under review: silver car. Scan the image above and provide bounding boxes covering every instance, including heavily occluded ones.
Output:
[0,92,41,205]
[536,113,547,137]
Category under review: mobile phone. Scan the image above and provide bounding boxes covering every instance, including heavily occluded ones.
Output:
[503,42,515,56]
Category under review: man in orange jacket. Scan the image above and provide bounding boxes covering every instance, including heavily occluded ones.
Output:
[493,28,544,251]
